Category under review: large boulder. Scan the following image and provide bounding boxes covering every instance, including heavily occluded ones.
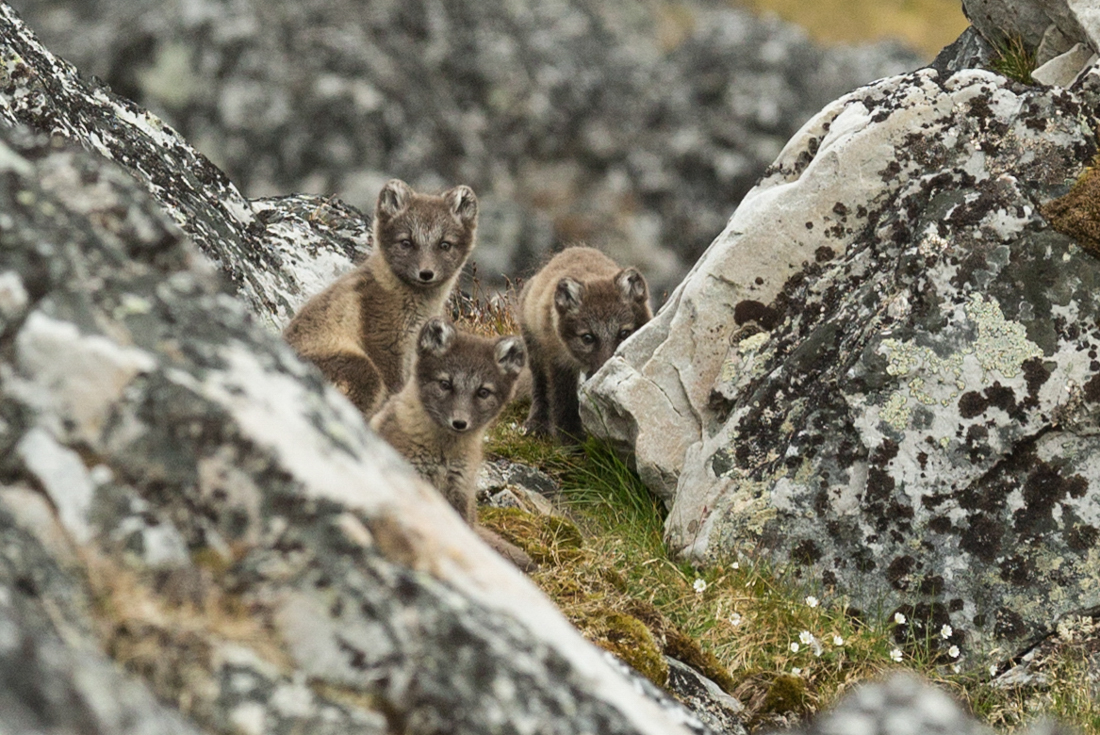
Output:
[583,53,1100,665]
[8,0,920,293]
[0,6,729,734]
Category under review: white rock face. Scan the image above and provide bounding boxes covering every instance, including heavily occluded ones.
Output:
[964,0,1100,76]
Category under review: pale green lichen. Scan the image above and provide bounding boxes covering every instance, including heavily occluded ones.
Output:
[877,294,1042,431]
[882,392,911,431]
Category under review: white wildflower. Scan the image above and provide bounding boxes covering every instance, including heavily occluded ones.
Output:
[890,648,903,663]
[790,642,800,653]
[799,631,814,645]
[894,612,907,625]
[805,596,819,608]
[948,645,960,659]
[730,612,743,627]
[940,624,953,640]
[833,635,844,646]
[732,561,740,569]
[693,578,707,594]
[989,665,998,677]
[791,667,802,675]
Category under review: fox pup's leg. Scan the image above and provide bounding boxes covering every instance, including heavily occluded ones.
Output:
[523,336,553,437]
[310,352,386,417]
[549,363,584,444]
[475,525,538,573]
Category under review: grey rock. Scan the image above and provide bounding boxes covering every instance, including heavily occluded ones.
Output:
[0,9,717,734]
[583,60,1100,666]
[963,0,1100,76]
[9,0,920,294]
[778,674,993,735]
[0,4,367,331]
[666,658,747,735]
[1031,42,1098,85]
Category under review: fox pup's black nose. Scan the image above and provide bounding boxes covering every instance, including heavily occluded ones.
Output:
[451,419,468,431]
[419,269,435,282]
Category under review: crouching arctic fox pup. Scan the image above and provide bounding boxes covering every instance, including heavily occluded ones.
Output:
[283,179,478,416]
[519,246,652,442]
[371,318,535,571]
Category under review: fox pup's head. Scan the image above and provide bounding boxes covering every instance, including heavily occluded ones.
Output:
[415,318,526,434]
[553,268,651,377]
[373,179,477,289]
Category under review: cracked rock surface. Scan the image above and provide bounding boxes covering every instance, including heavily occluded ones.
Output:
[583,53,1100,665]
[9,0,919,294]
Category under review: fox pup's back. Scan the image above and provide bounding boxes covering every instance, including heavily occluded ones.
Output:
[519,246,651,441]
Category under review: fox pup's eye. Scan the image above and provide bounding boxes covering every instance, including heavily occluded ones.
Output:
[617,328,633,341]
[580,333,596,345]
[476,387,492,399]
[438,240,453,252]
[399,238,414,250]
[438,379,453,391]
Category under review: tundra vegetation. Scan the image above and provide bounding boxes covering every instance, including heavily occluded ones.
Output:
[456,281,1100,734]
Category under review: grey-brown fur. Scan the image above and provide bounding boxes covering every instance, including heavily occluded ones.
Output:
[283,179,477,416]
[519,246,651,442]
[370,319,535,571]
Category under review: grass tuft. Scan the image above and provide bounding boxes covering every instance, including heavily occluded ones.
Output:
[989,34,1037,85]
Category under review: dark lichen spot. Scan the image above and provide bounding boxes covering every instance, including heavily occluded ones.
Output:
[1067,523,1098,552]
[791,539,822,565]
[733,299,779,329]
[959,513,1002,562]
[918,575,944,595]
[886,555,915,590]
[928,516,953,534]
[999,555,1030,586]
[814,246,835,263]
[994,607,1027,640]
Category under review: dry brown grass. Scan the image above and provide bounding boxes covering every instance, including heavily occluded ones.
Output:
[734,0,969,59]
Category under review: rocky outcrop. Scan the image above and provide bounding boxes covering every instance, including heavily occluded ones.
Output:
[0,6,747,733]
[583,51,1100,665]
[0,3,365,330]
[9,0,920,293]
[963,0,1099,85]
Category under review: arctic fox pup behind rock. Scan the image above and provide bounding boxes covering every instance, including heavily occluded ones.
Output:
[371,318,535,571]
[283,179,477,416]
[519,246,652,442]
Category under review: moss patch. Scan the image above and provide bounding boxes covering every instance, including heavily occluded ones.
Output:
[478,507,585,567]
[1044,157,1100,256]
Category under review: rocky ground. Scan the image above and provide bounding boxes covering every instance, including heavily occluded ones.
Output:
[10,0,920,296]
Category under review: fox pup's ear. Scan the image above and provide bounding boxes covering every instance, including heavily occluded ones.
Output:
[553,277,584,315]
[445,185,478,226]
[615,268,648,304]
[418,318,455,356]
[494,336,526,376]
[377,179,413,219]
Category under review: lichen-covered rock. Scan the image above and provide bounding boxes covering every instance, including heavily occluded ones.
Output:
[0,77,718,735]
[0,3,366,330]
[583,60,1100,665]
[8,0,919,293]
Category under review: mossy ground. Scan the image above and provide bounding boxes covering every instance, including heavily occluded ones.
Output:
[1044,155,1100,256]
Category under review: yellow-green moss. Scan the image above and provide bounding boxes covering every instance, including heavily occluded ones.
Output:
[1044,157,1100,257]
[478,507,585,567]
[576,609,670,687]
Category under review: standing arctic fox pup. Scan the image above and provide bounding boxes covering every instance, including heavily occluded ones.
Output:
[283,179,477,416]
[519,246,651,442]
[371,318,535,570]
